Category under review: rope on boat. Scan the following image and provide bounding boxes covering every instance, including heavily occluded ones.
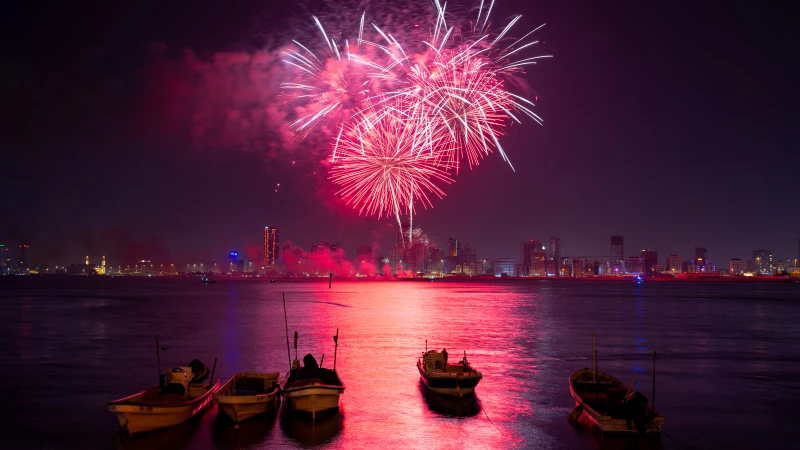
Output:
[662,431,698,450]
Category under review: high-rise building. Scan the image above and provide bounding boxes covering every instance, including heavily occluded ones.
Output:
[0,244,8,266]
[682,260,696,273]
[519,240,543,276]
[263,226,279,266]
[694,246,708,272]
[559,257,571,277]
[229,251,239,272]
[572,258,583,278]
[459,244,476,265]
[85,255,89,266]
[448,238,458,258]
[388,245,404,273]
[548,237,561,263]
[641,249,658,275]
[752,249,773,275]
[610,236,624,274]
[493,258,515,277]
[729,258,743,275]
[667,255,681,274]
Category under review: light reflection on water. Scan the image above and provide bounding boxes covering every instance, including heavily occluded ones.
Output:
[1,278,799,449]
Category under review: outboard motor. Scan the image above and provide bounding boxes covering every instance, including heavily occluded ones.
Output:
[620,391,649,432]
[303,353,319,370]
[161,367,193,397]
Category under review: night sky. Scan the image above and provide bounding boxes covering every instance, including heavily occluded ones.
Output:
[2,0,798,266]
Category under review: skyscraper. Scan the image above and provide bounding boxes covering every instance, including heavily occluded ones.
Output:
[641,249,658,275]
[531,250,547,276]
[19,244,29,268]
[572,258,583,277]
[448,238,458,258]
[694,246,708,272]
[610,236,624,274]
[264,226,279,266]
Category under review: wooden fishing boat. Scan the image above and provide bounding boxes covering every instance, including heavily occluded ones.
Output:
[417,348,482,396]
[281,329,345,420]
[109,359,219,436]
[569,368,663,435]
[214,371,280,423]
[568,335,663,436]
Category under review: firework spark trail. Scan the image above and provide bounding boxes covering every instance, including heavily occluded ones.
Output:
[283,0,550,223]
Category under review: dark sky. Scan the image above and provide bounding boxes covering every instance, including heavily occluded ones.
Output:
[2,0,799,267]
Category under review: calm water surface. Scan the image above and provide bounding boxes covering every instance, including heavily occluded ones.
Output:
[1,278,799,449]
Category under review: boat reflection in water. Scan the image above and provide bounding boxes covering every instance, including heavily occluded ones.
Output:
[210,406,278,448]
[418,380,481,418]
[279,405,344,445]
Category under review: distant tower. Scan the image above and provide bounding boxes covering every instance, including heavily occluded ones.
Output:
[694,246,708,272]
[85,255,89,266]
[610,236,624,274]
[264,226,279,266]
[19,244,29,267]
[548,237,561,262]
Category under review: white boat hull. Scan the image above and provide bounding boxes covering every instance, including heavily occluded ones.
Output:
[214,372,280,423]
[109,390,215,435]
[283,386,342,418]
[217,400,275,423]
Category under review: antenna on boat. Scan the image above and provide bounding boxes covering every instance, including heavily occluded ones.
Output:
[333,329,339,372]
[283,293,291,371]
[155,336,163,387]
[208,357,217,390]
[294,331,298,363]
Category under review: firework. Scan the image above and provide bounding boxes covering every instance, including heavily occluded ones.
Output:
[284,0,550,219]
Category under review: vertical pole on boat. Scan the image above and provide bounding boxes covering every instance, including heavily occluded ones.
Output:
[333,329,339,372]
[329,273,332,288]
[591,332,595,382]
[294,331,298,363]
[155,336,162,387]
[652,350,657,417]
[283,293,291,371]
[208,357,217,390]
[426,339,428,352]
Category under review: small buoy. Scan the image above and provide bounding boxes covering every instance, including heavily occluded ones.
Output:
[161,345,168,351]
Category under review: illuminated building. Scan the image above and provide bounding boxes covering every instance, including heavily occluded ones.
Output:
[494,258,515,277]
[752,249,773,275]
[572,258,583,278]
[610,236,624,274]
[85,255,89,265]
[625,257,644,275]
[531,250,547,276]
[667,255,681,274]
[228,251,238,273]
[652,264,664,274]
[641,249,658,275]
[694,246,708,272]
[356,245,372,264]
[559,257,570,277]
[729,258,743,275]
[682,260,696,273]
[459,243,476,265]
[583,260,599,276]
[263,226,279,266]
[519,240,543,276]
[0,244,8,267]
[776,260,785,274]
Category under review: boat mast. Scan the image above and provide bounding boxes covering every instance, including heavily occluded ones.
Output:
[155,336,162,387]
[283,293,291,371]
[333,329,339,372]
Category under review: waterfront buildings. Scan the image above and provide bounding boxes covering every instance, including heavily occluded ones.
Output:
[263,226,279,266]
[494,258,515,276]
[694,246,708,272]
[519,240,543,277]
[356,245,372,264]
[751,249,773,275]
[667,254,681,274]
[625,257,644,275]
[641,249,658,275]
[531,250,547,276]
[729,258,744,275]
[572,258,583,278]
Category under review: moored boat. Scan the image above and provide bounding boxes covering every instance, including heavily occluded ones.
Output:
[417,348,482,396]
[281,330,345,420]
[108,359,219,436]
[568,335,663,436]
[214,371,280,423]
